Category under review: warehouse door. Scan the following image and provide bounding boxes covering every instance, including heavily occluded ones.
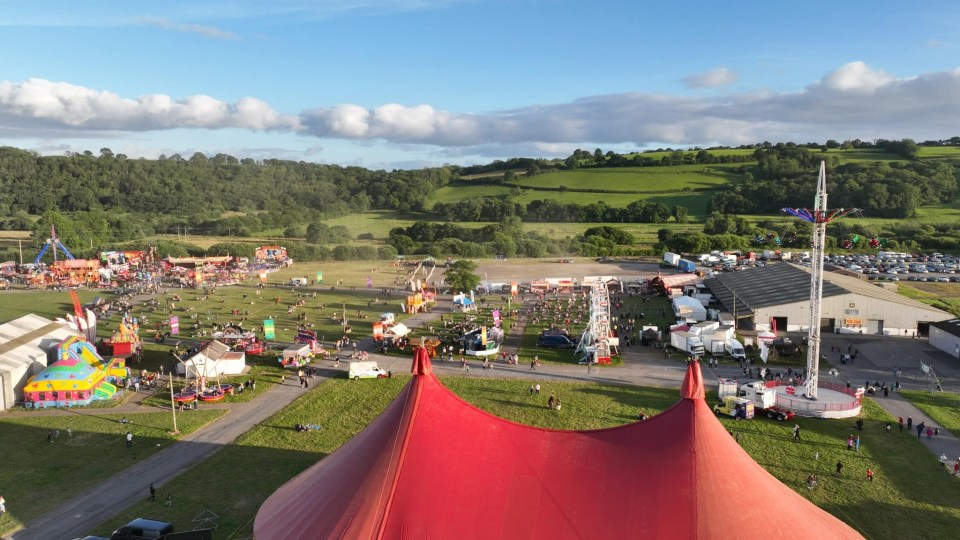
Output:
[866,319,883,335]
[820,318,835,331]
[772,317,788,333]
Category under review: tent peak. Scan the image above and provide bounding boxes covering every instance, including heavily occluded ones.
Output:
[411,346,432,376]
[680,359,705,400]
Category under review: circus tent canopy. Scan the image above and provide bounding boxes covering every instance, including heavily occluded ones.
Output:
[254,350,862,540]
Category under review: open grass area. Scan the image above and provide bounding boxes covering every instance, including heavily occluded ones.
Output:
[715,397,960,538]
[430,165,736,215]
[899,390,960,435]
[895,283,960,317]
[918,146,960,159]
[92,377,411,538]
[514,164,739,192]
[90,377,960,539]
[0,409,226,535]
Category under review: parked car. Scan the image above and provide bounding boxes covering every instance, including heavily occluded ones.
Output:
[111,518,174,540]
[537,334,577,349]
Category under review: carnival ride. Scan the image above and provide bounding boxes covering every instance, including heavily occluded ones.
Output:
[461,326,503,357]
[778,161,862,418]
[23,335,127,408]
[575,280,616,364]
[33,225,75,265]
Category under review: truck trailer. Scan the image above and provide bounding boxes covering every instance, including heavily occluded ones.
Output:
[670,330,705,356]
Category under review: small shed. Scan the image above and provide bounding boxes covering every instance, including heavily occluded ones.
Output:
[178,340,243,377]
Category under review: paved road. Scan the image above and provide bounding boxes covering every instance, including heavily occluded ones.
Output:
[6,293,960,539]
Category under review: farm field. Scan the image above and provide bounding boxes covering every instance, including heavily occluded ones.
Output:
[88,377,960,539]
[512,164,740,191]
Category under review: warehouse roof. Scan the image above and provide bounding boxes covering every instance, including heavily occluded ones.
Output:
[704,263,950,317]
[931,318,960,338]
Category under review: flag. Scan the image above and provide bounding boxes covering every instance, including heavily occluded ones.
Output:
[492,310,501,325]
[264,319,275,340]
[169,316,179,335]
[316,271,323,284]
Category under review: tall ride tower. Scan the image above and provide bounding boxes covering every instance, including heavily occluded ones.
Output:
[782,161,858,399]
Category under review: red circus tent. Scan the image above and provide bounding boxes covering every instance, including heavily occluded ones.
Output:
[254,350,862,539]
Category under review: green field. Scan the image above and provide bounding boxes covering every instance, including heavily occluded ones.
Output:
[900,390,960,435]
[0,409,226,535]
[87,377,960,539]
[430,165,736,215]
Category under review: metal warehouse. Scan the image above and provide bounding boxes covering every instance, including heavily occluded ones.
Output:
[704,263,952,336]
[929,318,960,361]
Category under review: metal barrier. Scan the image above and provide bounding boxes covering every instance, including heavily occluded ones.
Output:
[764,380,862,412]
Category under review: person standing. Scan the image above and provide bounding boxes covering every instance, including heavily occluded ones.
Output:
[148,483,156,501]
[548,395,555,409]
[793,424,801,440]
[855,435,861,452]
[0,495,6,515]
[847,434,854,451]
[125,431,133,448]
[898,417,904,432]
[866,468,874,482]
[836,461,843,475]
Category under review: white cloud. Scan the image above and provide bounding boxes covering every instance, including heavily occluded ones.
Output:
[138,17,238,40]
[0,79,300,131]
[3,62,960,161]
[682,67,739,89]
[819,61,893,92]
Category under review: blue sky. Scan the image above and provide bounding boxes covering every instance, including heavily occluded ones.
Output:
[1,0,959,168]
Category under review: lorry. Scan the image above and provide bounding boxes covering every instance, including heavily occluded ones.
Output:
[663,252,681,267]
[738,381,795,421]
[348,361,389,380]
[724,338,746,360]
[670,330,705,356]
[713,396,754,419]
[678,259,697,273]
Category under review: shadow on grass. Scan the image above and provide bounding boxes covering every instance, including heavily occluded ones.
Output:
[0,417,218,539]
[830,498,960,540]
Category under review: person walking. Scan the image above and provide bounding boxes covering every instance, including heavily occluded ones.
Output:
[898,416,904,432]
[855,435,861,452]
[907,416,913,430]
[847,434,854,451]
[793,424,801,440]
[148,483,156,501]
[866,468,874,482]
[125,431,133,448]
[836,461,843,475]
[165,494,173,507]
[917,422,924,439]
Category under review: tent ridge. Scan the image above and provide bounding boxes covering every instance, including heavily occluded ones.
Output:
[374,369,427,539]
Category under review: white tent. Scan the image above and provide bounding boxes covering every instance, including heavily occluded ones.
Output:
[385,323,411,339]
[177,340,245,377]
[672,296,707,322]
[0,315,80,411]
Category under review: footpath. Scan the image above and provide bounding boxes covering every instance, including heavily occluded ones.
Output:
[7,298,960,538]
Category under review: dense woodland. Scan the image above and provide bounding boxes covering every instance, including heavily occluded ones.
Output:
[0,138,958,261]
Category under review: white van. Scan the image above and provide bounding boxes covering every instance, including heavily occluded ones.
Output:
[289,277,309,286]
[725,339,746,360]
[348,361,388,380]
